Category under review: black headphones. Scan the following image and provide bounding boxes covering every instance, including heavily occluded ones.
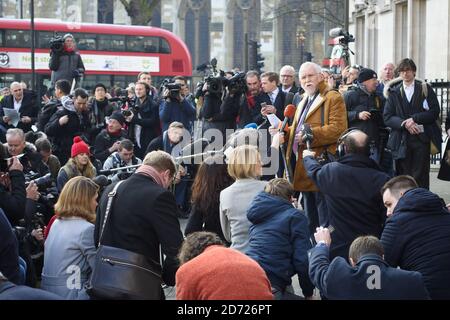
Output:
[336,127,361,158]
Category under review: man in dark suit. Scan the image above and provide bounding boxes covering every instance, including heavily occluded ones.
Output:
[279,65,300,95]
[254,72,286,178]
[0,82,38,136]
[309,228,430,300]
[383,58,441,189]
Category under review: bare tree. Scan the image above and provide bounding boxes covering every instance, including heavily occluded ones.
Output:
[119,0,160,25]
[266,0,345,28]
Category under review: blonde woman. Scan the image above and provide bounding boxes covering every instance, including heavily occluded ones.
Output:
[219,145,267,253]
[57,136,96,192]
[41,176,98,300]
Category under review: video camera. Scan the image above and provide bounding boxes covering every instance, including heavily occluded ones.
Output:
[202,58,247,96]
[49,34,65,53]
[329,28,355,45]
[159,79,182,100]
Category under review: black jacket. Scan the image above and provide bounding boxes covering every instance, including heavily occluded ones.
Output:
[0,208,20,284]
[254,90,286,128]
[185,203,230,245]
[381,188,450,299]
[49,50,85,85]
[0,91,39,133]
[94,173,184,287]
[93,129,127,164]
[344,86,385,146]
[309,245,430,300]
[44,108,90,164]
[0,170,26,226]
[304,154,389,259]
[383,79,440,159]
[127,96,160,157]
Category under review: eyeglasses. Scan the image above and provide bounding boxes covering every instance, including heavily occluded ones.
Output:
[281,75,294,78]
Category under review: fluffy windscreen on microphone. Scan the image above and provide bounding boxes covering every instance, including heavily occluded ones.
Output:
[329,27,344,38]
[283,104,296,119]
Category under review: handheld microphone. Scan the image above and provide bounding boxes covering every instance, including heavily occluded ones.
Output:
[301,123,314,150]
[244,123,257,129]
[329,27,344,38]
[279,104,296,133]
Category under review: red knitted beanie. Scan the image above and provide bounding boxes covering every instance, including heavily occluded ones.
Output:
[71,136,90,158]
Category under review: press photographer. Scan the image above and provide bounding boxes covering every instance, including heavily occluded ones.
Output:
[125,81,160,159]
[159,76,196,134]
[344,68,390,171]
[48,33,85,88]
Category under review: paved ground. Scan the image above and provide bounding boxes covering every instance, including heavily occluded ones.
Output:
[166,169,450,299]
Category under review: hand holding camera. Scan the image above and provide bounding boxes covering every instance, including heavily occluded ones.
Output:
[9,156,23,172]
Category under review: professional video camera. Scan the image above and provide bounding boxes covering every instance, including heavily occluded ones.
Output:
[159,78,182,100]
[49,34,65,52]
[329,28,355,45]
[223,72,247,95]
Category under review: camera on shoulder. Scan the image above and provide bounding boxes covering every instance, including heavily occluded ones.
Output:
[49,35,65,53]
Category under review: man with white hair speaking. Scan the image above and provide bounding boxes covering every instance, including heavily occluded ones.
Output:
[280,62,347,234]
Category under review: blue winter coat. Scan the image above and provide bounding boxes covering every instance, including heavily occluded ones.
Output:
[309,245,430,300]
[159,99,196,133]
[246,192,314,296]
[381,188,450,299]
[304,154,389,259]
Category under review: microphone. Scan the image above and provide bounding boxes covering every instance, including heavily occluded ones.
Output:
[279,104,296,133]
[329,27,344,38]
[244,123,257,129]
[93,175,111,187]
[301,123,314,150]
[284,92,295,107]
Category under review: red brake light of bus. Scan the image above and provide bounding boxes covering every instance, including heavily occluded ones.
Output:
[172,59,184,73]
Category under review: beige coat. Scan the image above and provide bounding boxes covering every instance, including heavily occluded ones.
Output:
[286,81,348,191]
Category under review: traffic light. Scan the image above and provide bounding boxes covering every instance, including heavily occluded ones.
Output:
[248,40,264,72]
[248,40,257,71]
[256,50,265,73]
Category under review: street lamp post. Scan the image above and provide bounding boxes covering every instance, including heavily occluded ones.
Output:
[30,0,36,91]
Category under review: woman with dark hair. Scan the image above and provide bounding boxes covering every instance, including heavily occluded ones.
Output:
[185,155,233,244]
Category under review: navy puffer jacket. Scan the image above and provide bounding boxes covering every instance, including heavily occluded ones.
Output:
[381,188,450,299]
[246,192,314,296]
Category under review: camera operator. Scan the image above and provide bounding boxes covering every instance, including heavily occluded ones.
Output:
[102,139,142,183]
[48,33,85,88]
[125,81,160,159]
[236,71,262,129]
[87,83,117,142]
[44,87,91,165]
[200,74,245,139]
[159,76,196,134]
[344,68,389,169]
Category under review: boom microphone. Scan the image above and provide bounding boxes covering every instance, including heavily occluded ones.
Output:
[329,27,344,38]
[279,104,297,133]
[180,138,210,156]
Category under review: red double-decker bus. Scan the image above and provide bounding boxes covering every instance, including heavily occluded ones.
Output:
[0,18,192,93]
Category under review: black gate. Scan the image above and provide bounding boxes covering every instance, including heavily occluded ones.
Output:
[426,79,449,164]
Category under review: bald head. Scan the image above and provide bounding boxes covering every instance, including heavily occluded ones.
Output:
[343,130,370,156]
[380,62,395,82]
